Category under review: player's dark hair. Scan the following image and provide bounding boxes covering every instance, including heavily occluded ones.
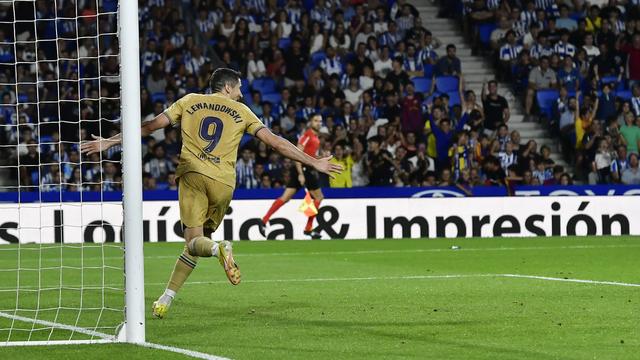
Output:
[209,68,241,93]
[308,113,322,122]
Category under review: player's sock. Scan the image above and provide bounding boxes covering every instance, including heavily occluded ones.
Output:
[165,245,199,299]
[187,236,216,257]
[263,198,285,224]
[304,199,322,232]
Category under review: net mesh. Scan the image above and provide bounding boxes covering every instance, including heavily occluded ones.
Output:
[0,0,124,343]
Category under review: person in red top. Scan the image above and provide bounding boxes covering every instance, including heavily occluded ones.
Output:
[261,114,325,238]
[623,34,640,85]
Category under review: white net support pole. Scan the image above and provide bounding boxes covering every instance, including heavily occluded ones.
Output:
[119,0,145,344]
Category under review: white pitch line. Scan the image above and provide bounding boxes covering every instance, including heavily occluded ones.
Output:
[0,311,114,341]
[0,244,638,264]
[0,311,231,359]
[147,243,640,260]
[501,274,640,287]
[144,273,497,287]
[140,341,231,360]
[142,273,640,288]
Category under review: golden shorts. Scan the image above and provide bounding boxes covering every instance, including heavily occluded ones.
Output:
[178,171,233,231]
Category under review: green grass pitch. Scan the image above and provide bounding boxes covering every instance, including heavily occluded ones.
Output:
[0,236,638,359]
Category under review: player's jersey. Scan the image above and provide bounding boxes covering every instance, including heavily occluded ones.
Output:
[298,128,320,157]
[163,93,265,188]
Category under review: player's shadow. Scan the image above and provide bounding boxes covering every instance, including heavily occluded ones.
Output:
[238,312,560,360]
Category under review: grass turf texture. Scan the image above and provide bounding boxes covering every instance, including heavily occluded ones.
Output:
[1,236,638,359]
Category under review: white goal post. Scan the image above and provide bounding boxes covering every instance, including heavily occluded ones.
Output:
[0,0,144,346]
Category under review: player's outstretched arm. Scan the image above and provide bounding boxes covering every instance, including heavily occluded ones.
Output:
[255,127,343,178]
[80,113,171,155]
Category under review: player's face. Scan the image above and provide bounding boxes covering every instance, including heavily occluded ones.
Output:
[227,79,243,101]
[310,116,322,131]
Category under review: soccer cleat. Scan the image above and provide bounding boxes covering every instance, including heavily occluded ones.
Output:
[258,221,270,238]
[217,240,241,285]
[303,229,322,239]
[152,300,169,319]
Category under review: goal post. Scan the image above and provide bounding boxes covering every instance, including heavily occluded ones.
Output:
[119,0,145,345]
[0,0,144,346]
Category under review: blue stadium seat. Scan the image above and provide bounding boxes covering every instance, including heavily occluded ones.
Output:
[31,172,39,186]
[478,24,497,46]
[600,75,624,90]
[435,76,458,93]
[411,77,432,93]
[423,63,434,78]
[252,77,276,94]
[278,37,291,50]
[536,89,559,117]
[303,0,314,10]
[447,91,461,106]
[262,92,282,105]
[242,91,253,105]
[615,90,632,100]
[311,51,326,68]
[151,92,166,103]
[240,77,250,93]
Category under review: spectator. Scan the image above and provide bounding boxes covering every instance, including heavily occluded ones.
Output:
[589,138,614,184]
[611,145,629,183]
[246,51,266,82]
[620,111,640,154]
[621,153,640,184]
[498,31,523,80]
[236,148,258,189]
[481,80,510,131]
[555,5,577,31]
[329,143,353,188]
[622,34,640,88]
[143,144,174,182]
[525,56,557,121]
[435,44,461,77]
[366,136,394,186]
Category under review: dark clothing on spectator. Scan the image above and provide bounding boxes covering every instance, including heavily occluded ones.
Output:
[435,56,461,76]
[284,50,307,81]
[385,70,410,92]
[367,150,395,186]
[483,95,509,130]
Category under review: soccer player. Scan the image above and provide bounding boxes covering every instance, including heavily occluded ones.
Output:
[80,68,341,318]
[261,114,325,239]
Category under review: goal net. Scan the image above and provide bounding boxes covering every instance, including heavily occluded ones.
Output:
[0,0,140,345]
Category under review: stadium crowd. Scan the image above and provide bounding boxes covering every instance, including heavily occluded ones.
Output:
[1,0,640,194]
[455,0,640,185]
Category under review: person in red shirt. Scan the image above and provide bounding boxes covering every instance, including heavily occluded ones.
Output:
[623,34,640,86]
[261,114,325,238]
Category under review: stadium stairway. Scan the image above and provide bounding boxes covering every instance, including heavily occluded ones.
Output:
[410,1,569,170]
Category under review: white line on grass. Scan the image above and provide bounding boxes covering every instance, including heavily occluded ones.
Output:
[147,243,640,260]
[0,311,114,341]
[140,341,231,360]
[143,273,640,288]
[0,311,230,359]
[501,274,640,287]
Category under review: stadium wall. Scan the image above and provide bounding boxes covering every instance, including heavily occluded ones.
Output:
[1,186,639,243]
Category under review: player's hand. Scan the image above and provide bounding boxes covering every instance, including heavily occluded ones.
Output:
[80,134,114,155]
[313,155,343,179]
[298,173,306,186]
